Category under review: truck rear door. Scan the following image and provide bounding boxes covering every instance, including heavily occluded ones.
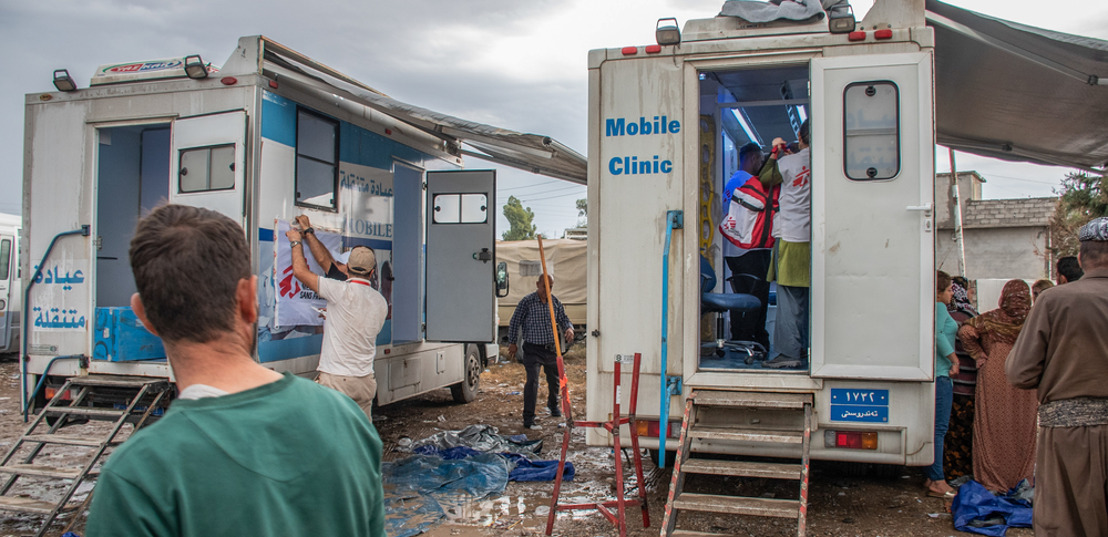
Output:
[425,169,496,343]
[810,52,934,381]
[169,110,248,224]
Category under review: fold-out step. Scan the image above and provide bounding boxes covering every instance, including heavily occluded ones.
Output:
[689,426,803,444]
[22,434,112,447]
[43,407,126,418]
[691,390,811,409]
[63,376,168,388]
[681,458,803,480]
[0,463,85,479]
[0,496,69,515]
[672,493,800,518]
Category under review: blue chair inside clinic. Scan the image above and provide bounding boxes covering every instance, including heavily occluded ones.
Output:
[700,256,764,361]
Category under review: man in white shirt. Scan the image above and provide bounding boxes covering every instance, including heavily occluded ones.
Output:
[759,120,811,369]
[286,227,388,419]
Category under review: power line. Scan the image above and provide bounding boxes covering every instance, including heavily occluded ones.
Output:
[497,180,569,191]
[516,191,586,203]
[498,184,584,198]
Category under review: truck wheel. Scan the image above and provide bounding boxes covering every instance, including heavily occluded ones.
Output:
[451,344,482,404]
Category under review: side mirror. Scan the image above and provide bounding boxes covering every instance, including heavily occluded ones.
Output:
[495,261,510,298]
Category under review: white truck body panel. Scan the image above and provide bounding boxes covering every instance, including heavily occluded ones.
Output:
[587,15,937,465]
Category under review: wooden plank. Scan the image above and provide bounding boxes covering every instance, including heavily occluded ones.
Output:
[0,496,60,515]
[692,390,812,409]
[689,426,803,444]
[681,458,803,480]
[0,463,85,479]
[23,434,109,447]
[673,493,800,519]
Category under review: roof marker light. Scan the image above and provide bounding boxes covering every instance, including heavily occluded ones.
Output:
[874,28,893,39]
[848,31,866,42]
[645,44,662,54]
[621,46,638,56]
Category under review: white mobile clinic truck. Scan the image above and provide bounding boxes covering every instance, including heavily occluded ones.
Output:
[584,0,1108,476]
[19,36,586,414]
[0,213,19,354]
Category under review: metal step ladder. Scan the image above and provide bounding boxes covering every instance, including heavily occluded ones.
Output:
[0,375,171,536]
[661,389,813,537]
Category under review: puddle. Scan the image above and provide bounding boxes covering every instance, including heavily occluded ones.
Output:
[439,481,633,529]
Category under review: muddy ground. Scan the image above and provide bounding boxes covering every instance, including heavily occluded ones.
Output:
[0,349,1029,536]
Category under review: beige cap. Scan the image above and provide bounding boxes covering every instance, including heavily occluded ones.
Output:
[347,246,377,276]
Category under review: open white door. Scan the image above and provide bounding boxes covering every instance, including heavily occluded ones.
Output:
[169,110,247,224]
[810,52,934,381]
[425,170,496,342]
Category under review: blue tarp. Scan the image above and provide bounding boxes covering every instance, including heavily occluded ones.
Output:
[952,479,1033,536]
[414,445,576,482]
[384,431,575,537]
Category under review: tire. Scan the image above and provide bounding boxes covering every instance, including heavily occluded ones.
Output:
[450,344,482,404]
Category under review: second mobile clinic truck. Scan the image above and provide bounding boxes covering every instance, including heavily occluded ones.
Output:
[20,35,586,414]
[583,0,1108,525]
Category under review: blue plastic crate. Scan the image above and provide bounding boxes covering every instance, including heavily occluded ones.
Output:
[93,307,166,362]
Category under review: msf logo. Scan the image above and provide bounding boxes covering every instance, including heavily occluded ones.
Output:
[278,266,301,299]
[792,166,811,188]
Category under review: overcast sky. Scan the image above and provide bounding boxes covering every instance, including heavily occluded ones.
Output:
[1,0,1105,237]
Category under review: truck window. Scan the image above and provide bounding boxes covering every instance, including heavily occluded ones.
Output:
[432,193,488,224]
[295,109,339,210]
[178,144,235,192]
[0,238,9,280]
[844,81,900,180]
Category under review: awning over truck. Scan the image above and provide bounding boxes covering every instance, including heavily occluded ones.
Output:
[926,0,1108,172]
[255,37,587,184]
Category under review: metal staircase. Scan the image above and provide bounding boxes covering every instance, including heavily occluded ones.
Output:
[0,375,171,536]
[661,389,813,537]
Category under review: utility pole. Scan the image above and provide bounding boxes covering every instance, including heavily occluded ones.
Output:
[948,148,967,277]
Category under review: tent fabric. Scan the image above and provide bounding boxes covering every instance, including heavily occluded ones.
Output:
[926,0,1108,171]
[258,38,587,184]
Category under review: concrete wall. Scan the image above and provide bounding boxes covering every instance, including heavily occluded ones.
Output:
[961,227,1051,280]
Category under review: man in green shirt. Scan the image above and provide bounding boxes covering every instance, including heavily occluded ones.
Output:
[86,205,384,537]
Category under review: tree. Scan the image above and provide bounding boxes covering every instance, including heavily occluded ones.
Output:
[575,198,587,227]
[502,195,536,240]
[1050,172,1108,256]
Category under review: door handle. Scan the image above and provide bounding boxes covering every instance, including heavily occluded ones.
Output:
[473,248,492,263]
[906,203,933,212]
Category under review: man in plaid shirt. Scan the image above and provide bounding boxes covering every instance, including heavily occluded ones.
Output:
[507,275,575,430]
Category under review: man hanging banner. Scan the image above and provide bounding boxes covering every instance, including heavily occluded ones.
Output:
[273,219,342,328]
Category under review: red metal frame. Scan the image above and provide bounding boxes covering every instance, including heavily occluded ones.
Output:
[545,352,650,537]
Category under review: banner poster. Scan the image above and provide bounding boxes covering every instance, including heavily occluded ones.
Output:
[272,219,342,329]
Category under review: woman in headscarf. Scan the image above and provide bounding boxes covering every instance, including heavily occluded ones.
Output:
[957,279,1037,492]
[943,277,978,480]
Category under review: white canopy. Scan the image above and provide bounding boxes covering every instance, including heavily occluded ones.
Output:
[926,0,1108,172]
[242,37,587,184]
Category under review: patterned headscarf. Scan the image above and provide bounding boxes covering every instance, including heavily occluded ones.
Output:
[1078,216,1108,242]
[948,281,977,317]
[964,279,1030,346]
